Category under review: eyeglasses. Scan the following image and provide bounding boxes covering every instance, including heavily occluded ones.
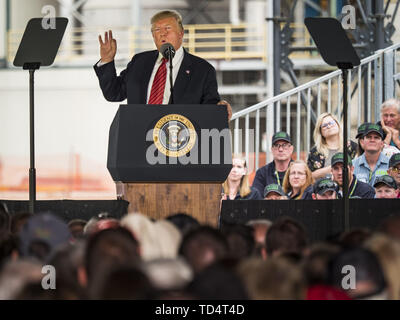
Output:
[321,120,336,129]
[391,167,400,173]
[289,171,306,176]
[272,143,291,150]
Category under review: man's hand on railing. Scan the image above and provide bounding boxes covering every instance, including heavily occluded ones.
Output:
[218,100,232,121]
[98,30,117,63]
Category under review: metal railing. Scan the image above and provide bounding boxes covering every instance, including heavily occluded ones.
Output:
[7,22,317,65]
[231,42,400,171]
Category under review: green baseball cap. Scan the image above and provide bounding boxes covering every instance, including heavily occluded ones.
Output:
[272,132,291,145]
[263,184,286,198]
[331,152,352,167]
[313,178,339,195]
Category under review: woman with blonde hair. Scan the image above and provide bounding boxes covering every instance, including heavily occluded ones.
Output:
[222,155,262,200]
[307,113,357,180]
[282,160,314,199]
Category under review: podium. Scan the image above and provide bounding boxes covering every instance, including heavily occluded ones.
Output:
[107,104,232,226]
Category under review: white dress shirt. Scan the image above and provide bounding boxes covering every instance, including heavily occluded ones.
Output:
[146,45,184,104]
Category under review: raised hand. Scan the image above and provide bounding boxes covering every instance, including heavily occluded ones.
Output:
[98,30,117,63]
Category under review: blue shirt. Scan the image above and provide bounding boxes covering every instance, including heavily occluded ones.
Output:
[353,152,389,186]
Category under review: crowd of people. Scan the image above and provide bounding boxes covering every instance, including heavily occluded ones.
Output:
[223,98,400,201]
[1,203,400,300]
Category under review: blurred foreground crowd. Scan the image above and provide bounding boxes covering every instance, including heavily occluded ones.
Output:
[1,202,400,300]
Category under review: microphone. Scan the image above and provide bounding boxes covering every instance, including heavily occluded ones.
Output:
[160,43,176,60]
[160,43,176,104]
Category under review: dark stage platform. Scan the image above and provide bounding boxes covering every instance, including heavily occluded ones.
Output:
[0,199,129,222]
[2,199,400,243]
[220,199,400,242]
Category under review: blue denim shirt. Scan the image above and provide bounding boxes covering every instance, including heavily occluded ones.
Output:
[353,152,389,187]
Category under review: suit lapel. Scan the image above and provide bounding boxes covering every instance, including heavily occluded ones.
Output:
[171,49,192,103]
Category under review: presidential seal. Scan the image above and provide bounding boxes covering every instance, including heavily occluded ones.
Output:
[153,114,196,157]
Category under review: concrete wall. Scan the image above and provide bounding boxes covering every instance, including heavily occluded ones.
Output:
[0,67,120,195]
[0,0,6,62]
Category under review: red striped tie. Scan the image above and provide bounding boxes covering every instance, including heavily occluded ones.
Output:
[148,58,168,104]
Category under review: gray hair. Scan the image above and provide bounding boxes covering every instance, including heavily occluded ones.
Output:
[381,99,400,114]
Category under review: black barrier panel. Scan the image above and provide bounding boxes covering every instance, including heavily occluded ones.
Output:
[0,200,129,222]
[220,199,400,242]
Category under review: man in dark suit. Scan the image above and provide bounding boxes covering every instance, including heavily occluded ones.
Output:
[94,10,232,120]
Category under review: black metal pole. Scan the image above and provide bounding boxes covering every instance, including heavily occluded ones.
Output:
[273,0,281,126]
[169,56,174,104]
[29,69,36,214]
[375,0,385,50]
[342,68,350,232]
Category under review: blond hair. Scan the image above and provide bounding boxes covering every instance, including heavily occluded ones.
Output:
[121,213,181,261]
[365,233,400,300]
[151,10,184,32]
[313,113,343,158]
[282,160,314,199]
[222,155,252,198]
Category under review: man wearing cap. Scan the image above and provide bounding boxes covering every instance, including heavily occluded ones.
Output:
[373,175,398,199]
[353,123,389,187]
[388,153,400,198]
[252,131,294,197]
[263,184,288,200]
[311,178,339,200]
[355,122,372,156]
[331,152,375,199]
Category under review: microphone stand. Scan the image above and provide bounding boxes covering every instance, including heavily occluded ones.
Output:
[168,49,174,104]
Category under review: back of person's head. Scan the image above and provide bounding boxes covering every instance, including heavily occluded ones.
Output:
[179,226,229,274]
[0,234,19,272]
[94,266,154,300]
[0,205,11,240]
[221,224,255,259]
[339,228,372,249]
[266,217,308,257]
[302,243,341,287]
[187,262,248,300]
[153,219,182,259]
[328,247,387,299]
[67,219,87,240]
[19,212,71,262]
[48,240,87,299]
[166,213,200,236]
[85,227,141,297]
[246,219,272,257]
[0,259,43,299]
[143,258,193,298]
[121,214,181,260]
[378,215,400,241]
[237,257,306,299]
[10,212,32,235]
[364,233,400,300]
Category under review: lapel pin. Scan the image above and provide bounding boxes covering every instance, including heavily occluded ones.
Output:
[186,70,190,74]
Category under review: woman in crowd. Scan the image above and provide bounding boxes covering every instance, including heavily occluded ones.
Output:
[282,160,313,200]
[222,155,262,200]
[307,113,357,180]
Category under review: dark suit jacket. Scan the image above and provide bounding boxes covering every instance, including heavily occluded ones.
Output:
[93,49,220,104]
